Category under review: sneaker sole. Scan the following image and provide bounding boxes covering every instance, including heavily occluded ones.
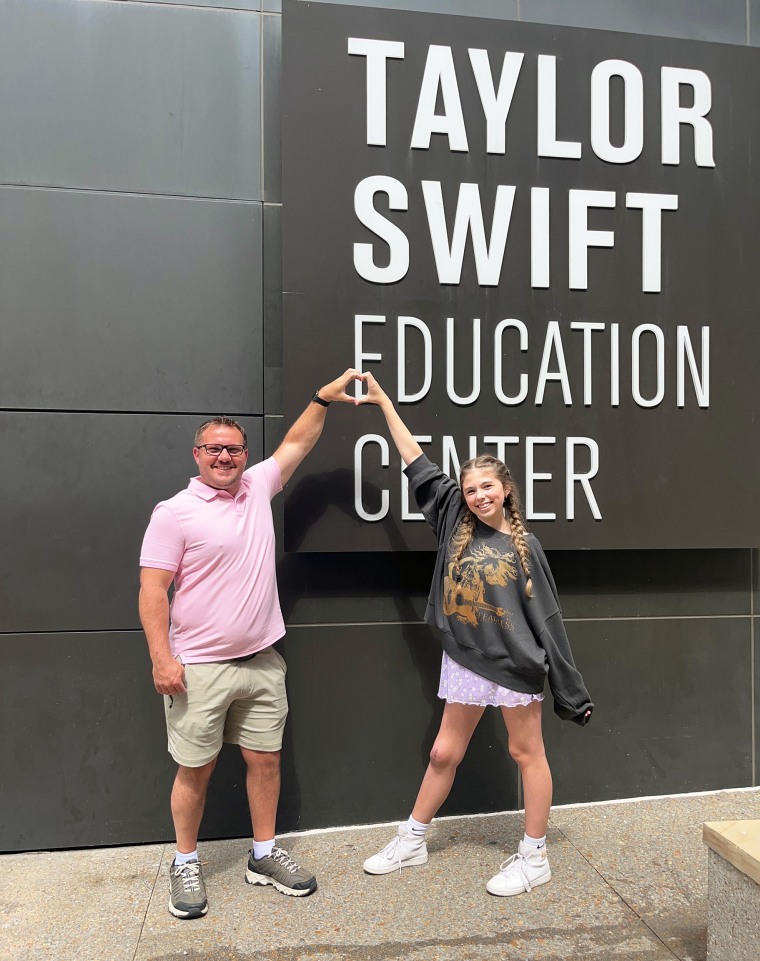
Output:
[245,868,317,897]
[363,851,429,875]
[168,897,208,919]
[486,869,552,897]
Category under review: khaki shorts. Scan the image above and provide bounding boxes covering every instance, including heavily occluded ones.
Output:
[164,647,288,767]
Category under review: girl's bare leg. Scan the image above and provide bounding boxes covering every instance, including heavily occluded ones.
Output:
[411,702,485,823]
[500,699,552,837]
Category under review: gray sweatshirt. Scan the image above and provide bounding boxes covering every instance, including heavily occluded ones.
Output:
[405,454,593,726]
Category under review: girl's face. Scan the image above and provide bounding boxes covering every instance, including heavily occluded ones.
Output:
[461,468,510,530]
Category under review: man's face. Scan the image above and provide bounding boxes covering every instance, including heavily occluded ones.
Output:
[193,425,248,494]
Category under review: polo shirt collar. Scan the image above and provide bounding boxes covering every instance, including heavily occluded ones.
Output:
[188,476,245,502]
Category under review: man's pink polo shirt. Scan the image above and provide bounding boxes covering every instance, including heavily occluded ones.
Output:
[139,457,284,663]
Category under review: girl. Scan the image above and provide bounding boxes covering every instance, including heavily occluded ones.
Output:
[359,373,593,897]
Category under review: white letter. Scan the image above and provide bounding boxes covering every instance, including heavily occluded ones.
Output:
[354,315,385,399]
[661,67,715,167]
[677,326,710,407]
[632,324,665,407]
[566,438,602,520]
[535,321,572,405]
[531,187,550,288]
[398,317,433,403]
[354,176,409,284]
[610,322,620,407]
[447,317,481,404]
[411,45,468,151]
[442,435,479,480]
[494,318,529,405]
[591,60,644,164]
[526,437,556,521]
[348,38,405,146]
[422,181,515,285]
[355,434,389,521]
[571,321,605,405]
[483,435,520,464]
[402,435,432,519]
[468,49,524,154]
[569,189,616,290]
[626,192,679,293]
[537,55,582,159]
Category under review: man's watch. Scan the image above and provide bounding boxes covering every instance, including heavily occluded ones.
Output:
[312,390,330,407]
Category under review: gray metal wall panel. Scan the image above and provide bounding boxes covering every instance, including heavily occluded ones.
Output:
[3,618,751,849]
[544,618,753,803]
[549,549,752,620]
[263,204,284,414]
[139,0,260,9]
[0,624,516,849]
[0,632,173,852]
[751,0,760,45]
[0,0,261,200]
[0,188,263,413]
[0,412,264,634]
[519,0,748,43]
[263,15,283,203]
[286,0,518,18]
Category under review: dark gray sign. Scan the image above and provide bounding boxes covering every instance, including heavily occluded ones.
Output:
[283,0,760,550]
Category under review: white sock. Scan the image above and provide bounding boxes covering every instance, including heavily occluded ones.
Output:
[405,816,430,838]
[253,838,275,860]
[174,849,198,865]
[523,833,547,851]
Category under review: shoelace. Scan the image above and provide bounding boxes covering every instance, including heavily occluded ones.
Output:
[379,834,409,873]
[496,852,533,893]
[174,861,201,893]
[269,846,299,874]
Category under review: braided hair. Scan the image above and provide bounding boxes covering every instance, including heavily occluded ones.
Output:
[449,455,534,599]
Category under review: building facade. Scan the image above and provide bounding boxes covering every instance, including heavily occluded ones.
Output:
[1,0,757,852]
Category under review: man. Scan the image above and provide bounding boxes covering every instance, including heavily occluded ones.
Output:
[139,369,361,919]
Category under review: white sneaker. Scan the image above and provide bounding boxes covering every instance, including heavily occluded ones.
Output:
[486,841,551,896]
[363,824,429,875]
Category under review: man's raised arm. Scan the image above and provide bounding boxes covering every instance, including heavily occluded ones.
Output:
[273,368,363,485]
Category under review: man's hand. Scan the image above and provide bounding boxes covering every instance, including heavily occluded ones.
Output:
[152,656,187,696]
[317,368,365,404]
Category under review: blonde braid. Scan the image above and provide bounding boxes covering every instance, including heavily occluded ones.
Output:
[506,498,533,599]
[448,511,476,570]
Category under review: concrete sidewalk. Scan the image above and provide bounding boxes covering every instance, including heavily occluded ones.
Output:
[5,788,760,961]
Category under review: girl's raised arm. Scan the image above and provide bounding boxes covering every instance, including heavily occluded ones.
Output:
[358,372,423,466]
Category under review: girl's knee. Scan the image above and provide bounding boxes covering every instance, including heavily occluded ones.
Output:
[430,740,465,770]
[508,740,545,767]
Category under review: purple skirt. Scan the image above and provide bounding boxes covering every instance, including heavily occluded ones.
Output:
[438,652,545,708]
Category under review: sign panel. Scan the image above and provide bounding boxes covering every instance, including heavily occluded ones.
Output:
[283,0,760,550]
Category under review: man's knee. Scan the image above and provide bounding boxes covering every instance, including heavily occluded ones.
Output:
[241,748,281,774]
[176,758,216,783]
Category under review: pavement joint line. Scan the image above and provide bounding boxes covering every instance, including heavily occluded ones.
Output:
[132,843,166,961]
[550,822,683,961]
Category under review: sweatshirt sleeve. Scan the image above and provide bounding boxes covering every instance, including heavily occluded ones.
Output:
[525,538,594,726]
[403,454,463,541]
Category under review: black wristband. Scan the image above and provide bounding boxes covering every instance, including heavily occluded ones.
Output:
[312,390,330,407]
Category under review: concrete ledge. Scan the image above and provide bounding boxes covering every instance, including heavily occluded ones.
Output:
[703,820,760,885]
[703,820,760,961]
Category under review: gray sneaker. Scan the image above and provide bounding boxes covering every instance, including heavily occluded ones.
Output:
[168,858,208,919]
[245,845,317,897]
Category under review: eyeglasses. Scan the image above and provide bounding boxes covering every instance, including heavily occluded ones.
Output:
[197,444,247,457]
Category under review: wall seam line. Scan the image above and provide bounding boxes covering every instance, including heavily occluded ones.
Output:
[0,183,261,204]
